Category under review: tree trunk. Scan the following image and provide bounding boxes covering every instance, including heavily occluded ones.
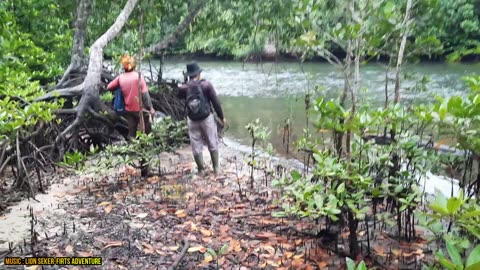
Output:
[393,0,413,104]
[34,0,208,163]
[52,0,139,159]
[348,210,359,258]
[56,0,92,88]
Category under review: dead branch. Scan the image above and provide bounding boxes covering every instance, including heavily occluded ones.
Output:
[0,156,12,175]
[168,239,190,270]
[55,108,78,114]
[35,85,84,102]
[56,0,92,88]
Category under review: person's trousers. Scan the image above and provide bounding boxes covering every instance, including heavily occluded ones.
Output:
[124,111,151,140]
[188,114,218,156]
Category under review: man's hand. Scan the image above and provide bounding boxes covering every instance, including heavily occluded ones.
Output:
[150,107,155,116]
[222,118,226,126]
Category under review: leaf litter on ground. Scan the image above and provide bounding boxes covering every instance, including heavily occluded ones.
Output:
[21,147,432,269]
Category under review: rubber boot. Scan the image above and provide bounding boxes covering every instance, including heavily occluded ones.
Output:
[210,150,219,175]
[193,154,205,175]
[140,158,149,178]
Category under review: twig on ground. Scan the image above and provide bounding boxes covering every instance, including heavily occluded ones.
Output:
[168,239,190,270]
[232,212,271,219]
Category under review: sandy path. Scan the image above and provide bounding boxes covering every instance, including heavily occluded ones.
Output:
[0,178,76,251]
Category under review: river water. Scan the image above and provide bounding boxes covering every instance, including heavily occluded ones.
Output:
[152,60,478,158]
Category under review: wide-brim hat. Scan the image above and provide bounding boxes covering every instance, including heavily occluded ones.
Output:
[186,62,202,77]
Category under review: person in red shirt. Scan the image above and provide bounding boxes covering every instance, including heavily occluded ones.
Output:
[107,54,155,140]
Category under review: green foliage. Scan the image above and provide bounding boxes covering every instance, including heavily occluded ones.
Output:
[0,0,67,143]
[0,0,72,82]
[205,242,229,269]
[346,258,370,270]
[60,150,87,171]
[185,0,300,58]
[0,73,63,140]
[245,118,271,184]
[423,190,480,240]
[100,92,114,103]
[434,236,480,270]
[94,117,187,172]
[430,0,480,60]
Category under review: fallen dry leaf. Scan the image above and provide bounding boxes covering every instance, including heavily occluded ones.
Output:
[97,201,111,207]
[316,260,328,269]
[392,249,402,256]
[142,242,155,254]
[54,193,66,198]
[147,176,159,184]
[136,213,148,219]
[158,209,167,216]
[104,205,113,214]
[373,245,386,256]
[266,259,280,267]
[166,246,180,251]
[293,253,304,260]
[285,251,294,259]
[50,247,63,257]
[204,255,214,263]
[155,249,166,255]
[129,222,145,229]
[175,209,187,218]
[255,232,277,239]
[66,189,82,196]
[262,245,276,255]
[187,245,207,253]
[234,203,246,209]
[291,258,304,268]
[101,241,123,250]
[202,237,213,244]
[93,236,113,244]
[258,261,268,268]
[26,266,40,270]
[65,245,74,254]
[230,240,242,253]
[200,228,213,237]
[185,192,195,199]
[403,249,424,257]
[190,222,198,231]
[187,234,198,242]
[77,251,93,257]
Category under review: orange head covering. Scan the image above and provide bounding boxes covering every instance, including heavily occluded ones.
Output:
[120,54,136,71]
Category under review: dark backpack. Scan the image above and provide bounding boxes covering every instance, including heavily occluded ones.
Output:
[185,82,211,121]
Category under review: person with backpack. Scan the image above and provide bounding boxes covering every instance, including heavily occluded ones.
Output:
[177,62,225,176]
[107,54,155,140]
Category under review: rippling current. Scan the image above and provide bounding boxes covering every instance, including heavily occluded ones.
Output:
[142,60,478,157]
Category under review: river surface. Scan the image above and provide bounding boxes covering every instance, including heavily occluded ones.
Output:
[148,60,478,158]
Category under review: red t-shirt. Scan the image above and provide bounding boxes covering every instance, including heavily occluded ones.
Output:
[107,71,148,112]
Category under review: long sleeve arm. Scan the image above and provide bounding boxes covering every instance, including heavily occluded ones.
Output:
[142,91,153,110]
[205,82,224,120]
[107,76,120,90]
[140,74,148,93]
[176,84,188,99]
